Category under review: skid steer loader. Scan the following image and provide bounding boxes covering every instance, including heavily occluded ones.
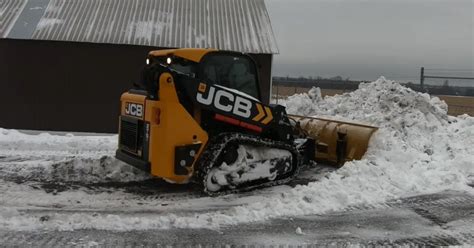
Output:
[116,48,377,195]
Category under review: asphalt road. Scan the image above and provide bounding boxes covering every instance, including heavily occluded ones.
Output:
[1,190,473,247]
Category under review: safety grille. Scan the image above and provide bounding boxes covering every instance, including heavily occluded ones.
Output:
[119,117,140,153]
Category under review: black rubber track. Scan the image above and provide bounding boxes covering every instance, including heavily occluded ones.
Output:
[194,132,302,196]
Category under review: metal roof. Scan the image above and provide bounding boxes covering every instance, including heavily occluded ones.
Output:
[0,0,279,54]
[0,0,27,37]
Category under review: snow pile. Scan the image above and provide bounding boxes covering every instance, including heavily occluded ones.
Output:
[229,77,473,219]
[283,77,450,125]
[0,130,150,183]
[0,129,115,155]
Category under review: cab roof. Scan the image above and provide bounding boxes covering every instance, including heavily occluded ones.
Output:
[148,49,219,63]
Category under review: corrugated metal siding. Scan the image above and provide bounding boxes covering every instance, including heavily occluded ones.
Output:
[0,0,27,38]
[3,0,278,54]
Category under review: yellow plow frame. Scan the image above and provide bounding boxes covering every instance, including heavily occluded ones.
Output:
[290,115,378,166]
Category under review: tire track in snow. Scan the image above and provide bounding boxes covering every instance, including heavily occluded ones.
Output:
[0,152,335,209]
[338,191,474,213]
[0,223,472,246]
[0,154,150,184]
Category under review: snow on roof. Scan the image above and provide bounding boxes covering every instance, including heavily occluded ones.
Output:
[0,0,279,54]
[0,0,27,38]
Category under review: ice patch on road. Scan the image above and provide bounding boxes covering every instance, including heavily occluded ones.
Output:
[0,77,473,231]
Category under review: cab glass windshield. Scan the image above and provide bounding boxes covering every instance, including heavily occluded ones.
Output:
[200,54,260,99]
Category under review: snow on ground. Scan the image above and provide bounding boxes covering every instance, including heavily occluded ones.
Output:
[0,130,150,183]
[0,77,472,231]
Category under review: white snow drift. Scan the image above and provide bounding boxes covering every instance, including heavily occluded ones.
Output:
[0,77,472,231]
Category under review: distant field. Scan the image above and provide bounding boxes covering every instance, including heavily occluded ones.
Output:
[272,86,474,116]
[272,86,353,97]
[438,95,474,116]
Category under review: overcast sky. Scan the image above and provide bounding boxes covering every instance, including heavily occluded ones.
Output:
[265,0,473,84]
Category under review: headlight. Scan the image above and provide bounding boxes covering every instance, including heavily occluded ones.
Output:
[146,58,150,65]
[166,57,172,64]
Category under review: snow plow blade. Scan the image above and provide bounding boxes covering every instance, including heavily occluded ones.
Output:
[290,115,378,166]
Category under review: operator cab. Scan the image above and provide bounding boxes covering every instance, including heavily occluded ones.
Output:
[142,50,261,101]
[199,53,260,100]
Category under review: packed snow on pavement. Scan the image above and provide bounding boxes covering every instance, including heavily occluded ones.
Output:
[0,77,472,231]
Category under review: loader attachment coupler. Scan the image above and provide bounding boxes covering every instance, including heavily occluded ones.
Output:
[290,115,378,166]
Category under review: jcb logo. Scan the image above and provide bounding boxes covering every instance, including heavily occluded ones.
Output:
[197,83,252,118]
[125,103,143,118]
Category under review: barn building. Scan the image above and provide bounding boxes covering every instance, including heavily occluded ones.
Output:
[0,0,278,133]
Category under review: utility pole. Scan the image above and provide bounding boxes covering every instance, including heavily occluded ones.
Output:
[420,67,425,91]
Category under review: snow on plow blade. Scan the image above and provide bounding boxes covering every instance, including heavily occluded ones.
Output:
[290,115,378,166]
